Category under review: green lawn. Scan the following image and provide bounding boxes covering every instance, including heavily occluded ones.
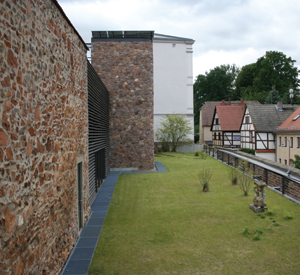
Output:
[88,153,300,275]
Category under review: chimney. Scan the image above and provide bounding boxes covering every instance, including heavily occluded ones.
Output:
[228,97,231,105]
[222,100,225,106]
[277,102,283,109]
[240,98,244,105]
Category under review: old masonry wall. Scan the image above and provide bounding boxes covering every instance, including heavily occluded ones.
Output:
[91,40,155,170]
[0,0,90,274]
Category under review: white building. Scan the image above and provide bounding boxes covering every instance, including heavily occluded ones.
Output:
[153,33,195,141]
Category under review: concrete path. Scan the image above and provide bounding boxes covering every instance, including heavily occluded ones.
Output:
[61,161,167,275]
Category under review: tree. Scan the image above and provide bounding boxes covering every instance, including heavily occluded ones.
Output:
[264,85,282,104]
[290,154,300,169]
[236,51,300,103]
[155,114,192,152]
[235,63,256,99]
[193,64,240,142]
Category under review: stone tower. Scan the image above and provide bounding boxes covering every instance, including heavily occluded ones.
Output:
[91,31,155,170]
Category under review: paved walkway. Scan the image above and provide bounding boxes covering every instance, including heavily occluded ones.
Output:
[61,161,167,275]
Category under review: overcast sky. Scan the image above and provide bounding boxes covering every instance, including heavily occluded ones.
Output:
[58,0,300,81]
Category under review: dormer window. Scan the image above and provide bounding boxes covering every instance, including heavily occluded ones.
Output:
[293,113,300,121]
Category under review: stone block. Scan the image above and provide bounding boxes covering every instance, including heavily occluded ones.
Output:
[249,204,268,213]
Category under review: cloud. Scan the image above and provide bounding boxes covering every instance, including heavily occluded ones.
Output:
[58,0,300,78]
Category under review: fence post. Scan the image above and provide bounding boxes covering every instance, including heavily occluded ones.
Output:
[282,176,285,195]
[265,170,268,185]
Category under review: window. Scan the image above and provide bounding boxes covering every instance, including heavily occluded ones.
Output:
[290,137,293,148]
[293,113,300,121]
[284,159,287,165]
[297,137,300,148]
[218,132,221,140]
[284,137,287,147]
[279,136,282,146]
[279,158,281,163]
[216,118,219,125]
[214,132,216,140]
[250,131,252,142]
[245,116,249,124]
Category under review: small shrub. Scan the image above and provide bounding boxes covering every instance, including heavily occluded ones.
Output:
[266,208,274,216]
[227,164,238,185]
[237,159,254,196]
[242,227,251,236]
[239,148,255,155]
[273,222,280,226]
[194,150,206,159]
[198,166,212,192]
[199,149,207,159]
[284,211,294,220]
[255,228,263,235]
[253,232,261,241]
[260,214,266,219]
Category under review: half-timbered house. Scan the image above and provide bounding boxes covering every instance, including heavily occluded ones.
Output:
[211,100,246,148]
[199,100,260,145]
[240,103,300,161]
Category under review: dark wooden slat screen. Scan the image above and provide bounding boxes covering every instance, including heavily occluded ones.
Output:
[87,60,110,205]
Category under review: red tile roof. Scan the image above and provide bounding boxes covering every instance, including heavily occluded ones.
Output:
[215,105,246,131]
[275,106,300,132]
[201,100,260,126]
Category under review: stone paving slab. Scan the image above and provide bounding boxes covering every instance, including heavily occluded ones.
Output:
[87,217,105,226]
[90,211,107,218]
[92,201,110,207]
[62,260,91,274]
[61,161,167,275]
[71,248,95,260]
[80,226,102,238]
[76,238,98,248]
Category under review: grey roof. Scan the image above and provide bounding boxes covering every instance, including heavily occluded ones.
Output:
[153,33,195,43]
[92,31,154,41]
[247,104,300,132]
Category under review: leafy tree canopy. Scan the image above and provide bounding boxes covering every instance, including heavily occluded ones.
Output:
[193,64,240,139]
[155,114,192,152]
[264,85,282,104]
[290,154,300,169]
[238,51,300,103]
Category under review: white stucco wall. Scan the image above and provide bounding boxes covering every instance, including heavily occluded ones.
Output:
[255,152,276,162]
[153,34,195,142]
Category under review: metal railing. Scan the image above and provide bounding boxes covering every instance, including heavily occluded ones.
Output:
[203,145,300,204]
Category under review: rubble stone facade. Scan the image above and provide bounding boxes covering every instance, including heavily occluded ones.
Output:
[0,0,90,274]
[91,39,155,170]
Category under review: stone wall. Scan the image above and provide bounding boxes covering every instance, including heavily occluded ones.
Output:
[91,40,154,170]
[0,1,90,274]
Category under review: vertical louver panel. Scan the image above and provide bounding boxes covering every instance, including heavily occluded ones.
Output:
[87,60,110,205]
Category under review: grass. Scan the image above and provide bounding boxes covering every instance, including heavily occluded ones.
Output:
[88,152,300,275]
